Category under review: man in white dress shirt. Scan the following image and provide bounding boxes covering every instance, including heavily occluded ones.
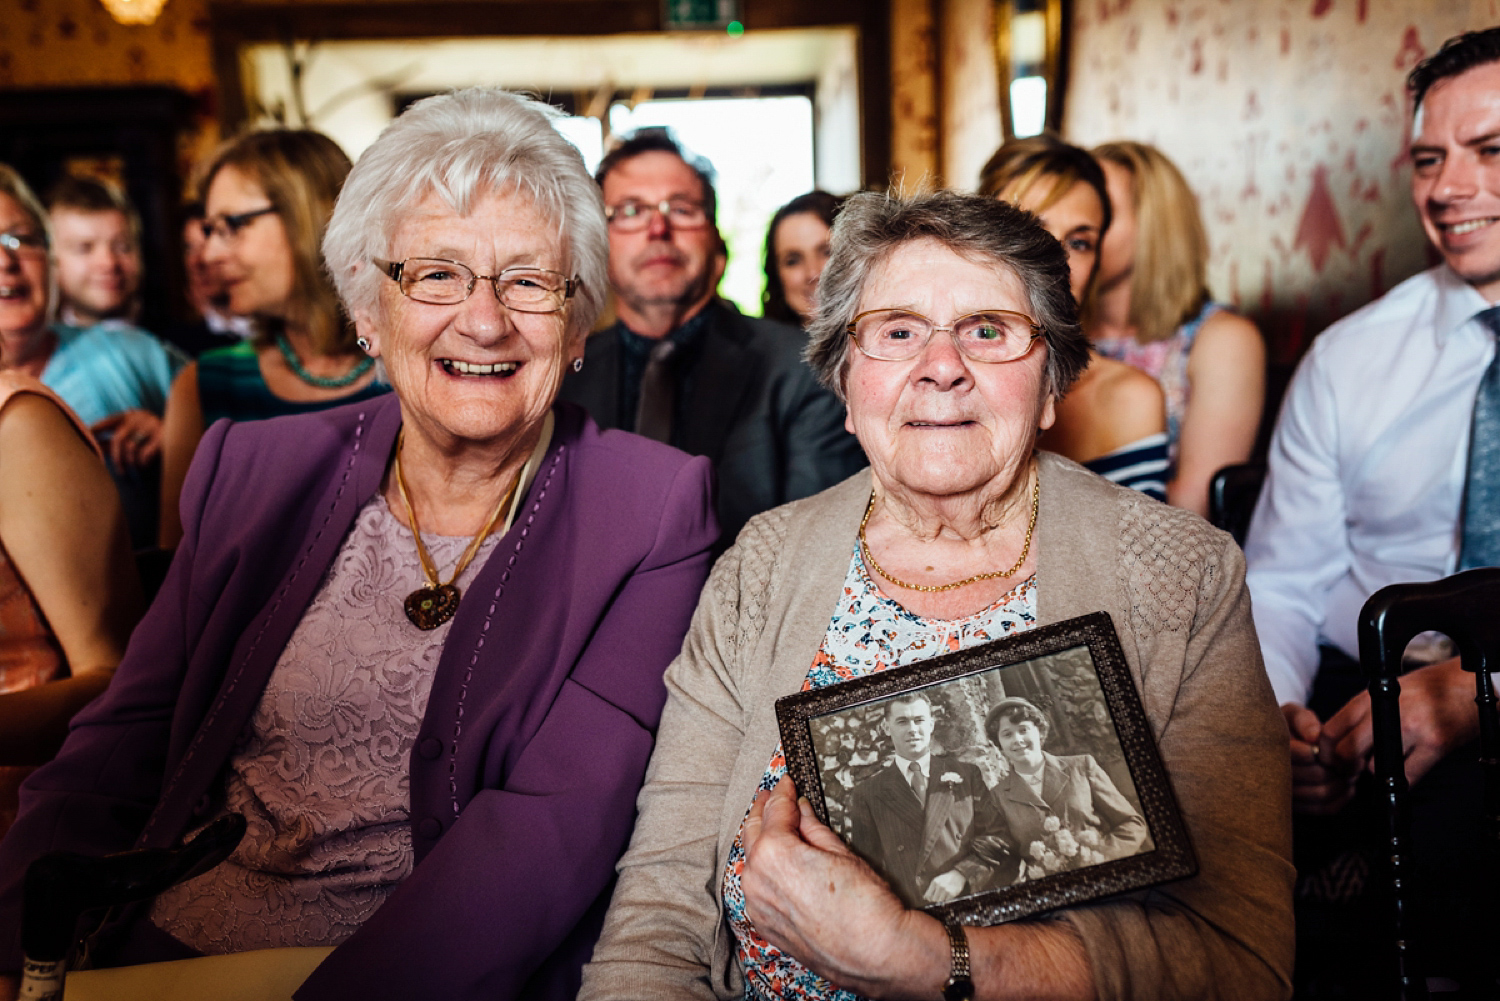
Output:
[1245,29,1500,990]
[1247,26,1500,814]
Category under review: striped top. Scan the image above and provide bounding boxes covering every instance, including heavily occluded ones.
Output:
[1083,432,1169,502]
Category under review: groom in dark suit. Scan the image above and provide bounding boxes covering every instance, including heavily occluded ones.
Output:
[847,692,995,908]
[558,130,864,547]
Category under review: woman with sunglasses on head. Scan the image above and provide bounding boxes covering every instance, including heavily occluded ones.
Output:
[157,130,388,549]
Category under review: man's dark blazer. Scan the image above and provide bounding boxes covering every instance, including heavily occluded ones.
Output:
[558,299,866,545]
[846,754,993,908]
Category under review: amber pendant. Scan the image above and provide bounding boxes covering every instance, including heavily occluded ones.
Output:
[405,584,460,630]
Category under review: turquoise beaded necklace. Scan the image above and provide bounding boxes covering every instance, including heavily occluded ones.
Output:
[276,333,374,389]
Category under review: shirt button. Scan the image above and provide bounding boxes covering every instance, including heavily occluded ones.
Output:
[417,818,443,839]
[418,737,442,760]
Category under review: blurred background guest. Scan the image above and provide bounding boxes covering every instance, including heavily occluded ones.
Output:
[0,166,181,550]
[0,339,142,837]
[155,201,250,359]
[46,175,144,330]
[980,135,1169,500]
[1086,140,1264,516]
[762,189,840,328]
[582,190,1291,1001]
[0,87,716,1001]
[560,132,863,548]
[157,129,387,549]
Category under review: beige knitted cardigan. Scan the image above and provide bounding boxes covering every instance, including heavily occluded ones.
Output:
[581,452,1294,1001]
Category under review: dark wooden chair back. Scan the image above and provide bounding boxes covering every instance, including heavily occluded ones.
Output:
[1358,567,1500,1000]
[1207,462,1265,546]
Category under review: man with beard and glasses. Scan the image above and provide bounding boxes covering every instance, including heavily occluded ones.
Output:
[560,130,863,546]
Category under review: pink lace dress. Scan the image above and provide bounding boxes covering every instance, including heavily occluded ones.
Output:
[149,495,502,952]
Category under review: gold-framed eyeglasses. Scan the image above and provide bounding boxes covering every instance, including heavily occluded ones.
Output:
[375,258,578,312]
[847,309,1045,364]
[604,199,709,232]
[201,206,277,243]
[0,230,47,256]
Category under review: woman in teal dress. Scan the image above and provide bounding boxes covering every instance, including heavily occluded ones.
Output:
[158,130,387,548]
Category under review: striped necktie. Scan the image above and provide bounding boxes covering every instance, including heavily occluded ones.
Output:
[1460,306,1500,570]
[907,759,927,803]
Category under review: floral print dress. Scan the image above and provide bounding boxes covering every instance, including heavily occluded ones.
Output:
[720,543,1038,1000]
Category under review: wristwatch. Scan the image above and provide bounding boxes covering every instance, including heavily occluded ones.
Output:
[942,919,975,1001]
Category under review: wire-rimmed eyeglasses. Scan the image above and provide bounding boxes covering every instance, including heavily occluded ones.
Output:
[374,258,578,312]
[200,206,277,243]
[847,309,1045,364]
[603,199,709,232]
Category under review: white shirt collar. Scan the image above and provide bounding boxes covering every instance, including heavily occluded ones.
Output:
[1431,264,1496,349]
[895,752,930,782]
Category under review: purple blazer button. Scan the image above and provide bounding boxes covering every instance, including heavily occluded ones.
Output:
[418,737,442,760]
[417,817,443,839]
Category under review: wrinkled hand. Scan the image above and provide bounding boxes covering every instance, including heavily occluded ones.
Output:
[741,778,947,999]
[1283,702,1357,815]
[923,869,966,904]
[92,409,163,468]
[1323,656,1480,790]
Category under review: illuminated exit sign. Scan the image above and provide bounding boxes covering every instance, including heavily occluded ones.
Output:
[663,0,741,29]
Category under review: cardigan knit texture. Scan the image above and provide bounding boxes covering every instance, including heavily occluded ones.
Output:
[580,451,1294,1001]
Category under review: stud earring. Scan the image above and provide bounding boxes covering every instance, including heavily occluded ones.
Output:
[572,357,583,373]
[356,337,371,353]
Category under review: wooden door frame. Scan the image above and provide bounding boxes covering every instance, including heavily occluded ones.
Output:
[207,0,892,188]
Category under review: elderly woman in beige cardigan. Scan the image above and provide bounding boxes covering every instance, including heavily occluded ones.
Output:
[581,191,1292,1001]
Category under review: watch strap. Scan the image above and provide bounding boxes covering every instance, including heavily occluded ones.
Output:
[942,920,974,1001]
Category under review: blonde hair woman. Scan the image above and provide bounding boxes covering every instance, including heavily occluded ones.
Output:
[1086,140,1264,516]
[158,129,388,548]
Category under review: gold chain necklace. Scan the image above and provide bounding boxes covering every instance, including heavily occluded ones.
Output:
[858,470,1039,593]
[393,429,519,630]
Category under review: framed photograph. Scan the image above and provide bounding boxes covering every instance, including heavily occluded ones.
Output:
[774,611,1195,927]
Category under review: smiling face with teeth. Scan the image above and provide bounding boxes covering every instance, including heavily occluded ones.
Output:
[356,186,580,458]
[843,238,1055,508]
[1411,60,1500,301]
[0,190,53,362]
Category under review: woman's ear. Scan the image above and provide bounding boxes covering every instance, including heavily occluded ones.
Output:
[1038,393,1057,432]
[353,310,381,358]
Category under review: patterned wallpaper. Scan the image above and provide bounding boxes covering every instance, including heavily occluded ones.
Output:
[1064,0,1500,365]
[0,0,218,184]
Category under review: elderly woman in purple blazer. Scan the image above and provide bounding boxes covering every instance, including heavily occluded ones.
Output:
[0,89,717,1001]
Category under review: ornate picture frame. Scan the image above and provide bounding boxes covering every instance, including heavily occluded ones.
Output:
[774,611,1195,926]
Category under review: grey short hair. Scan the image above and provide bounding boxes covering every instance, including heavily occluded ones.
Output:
[323,88,607,344]
[805,190,1089,401]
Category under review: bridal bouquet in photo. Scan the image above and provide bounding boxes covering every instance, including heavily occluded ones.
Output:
[1024,815,1108,879]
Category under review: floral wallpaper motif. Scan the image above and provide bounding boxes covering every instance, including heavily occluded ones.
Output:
[0,0,218,187]
[1065,0,1500,364]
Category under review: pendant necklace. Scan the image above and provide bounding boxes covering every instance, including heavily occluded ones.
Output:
[277,332,374,389]
[858,468,1039,592]
[393,429,519,630]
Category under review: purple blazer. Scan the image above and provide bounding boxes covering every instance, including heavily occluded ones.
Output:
[0,396,717,1000]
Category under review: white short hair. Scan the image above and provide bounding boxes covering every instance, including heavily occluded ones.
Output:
[322,88,607,343]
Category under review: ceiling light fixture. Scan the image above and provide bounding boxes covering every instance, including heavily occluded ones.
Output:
[99,0,169,26]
